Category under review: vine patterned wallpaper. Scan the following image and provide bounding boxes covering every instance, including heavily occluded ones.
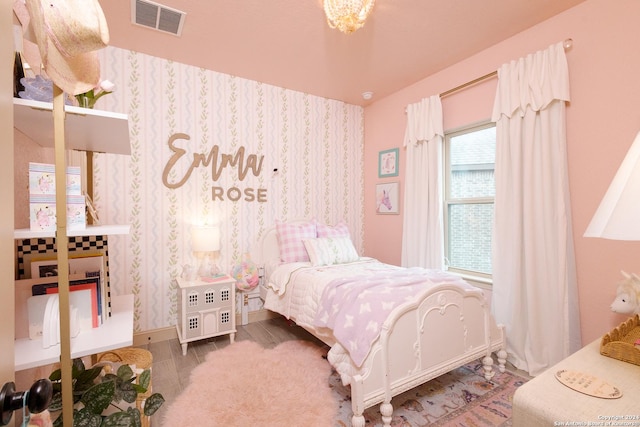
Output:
[91,47,364,332]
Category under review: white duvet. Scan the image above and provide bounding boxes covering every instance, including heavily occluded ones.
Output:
[265,258,389,322]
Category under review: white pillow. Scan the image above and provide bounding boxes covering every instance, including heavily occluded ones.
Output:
[303,236,359,266]
[316,221,350,238]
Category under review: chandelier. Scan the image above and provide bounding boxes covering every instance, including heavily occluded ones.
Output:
[323,0,375,34]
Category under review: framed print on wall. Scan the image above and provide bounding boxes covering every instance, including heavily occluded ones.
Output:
[378,148,399,178]
[375,182,399,214]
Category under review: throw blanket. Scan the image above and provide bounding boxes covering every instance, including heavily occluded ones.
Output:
[314,268,471,367]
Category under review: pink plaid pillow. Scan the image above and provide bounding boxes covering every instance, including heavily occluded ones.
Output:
[276,220,317,263]
[316,221,350,238]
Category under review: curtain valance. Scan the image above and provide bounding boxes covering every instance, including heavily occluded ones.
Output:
[492,42,570,120]
[404,96,443,147]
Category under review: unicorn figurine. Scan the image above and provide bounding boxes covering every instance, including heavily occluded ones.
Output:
[610,271,640,315]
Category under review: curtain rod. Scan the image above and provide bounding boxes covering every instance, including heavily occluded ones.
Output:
[436,38,573,100]
[439,70,497,99]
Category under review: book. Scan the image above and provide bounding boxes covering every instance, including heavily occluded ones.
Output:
[199,274,229,283]
[30,254,107,323]
[27,289,93,341]
[32,276,102,328]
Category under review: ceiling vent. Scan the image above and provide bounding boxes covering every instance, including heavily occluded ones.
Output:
[131,0,186,36]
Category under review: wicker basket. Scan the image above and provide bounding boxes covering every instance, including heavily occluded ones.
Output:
[600,314,640,365]
[96,347,153,427]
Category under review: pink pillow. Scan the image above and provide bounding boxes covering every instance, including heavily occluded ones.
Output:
[316,221,350,238]
[276,220,317,263]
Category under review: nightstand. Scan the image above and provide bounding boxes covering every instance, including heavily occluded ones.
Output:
[175,275,236,355]
[513,339,639,425]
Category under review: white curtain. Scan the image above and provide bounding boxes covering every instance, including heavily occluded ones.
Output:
[401,95,444,269]
[491,42,581,376]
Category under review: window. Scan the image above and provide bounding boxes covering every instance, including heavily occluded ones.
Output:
[444,122,496,280]
[188,291,198,307]
[205,290,215,304]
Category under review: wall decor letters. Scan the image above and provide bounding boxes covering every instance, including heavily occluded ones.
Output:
[162,132,267,202]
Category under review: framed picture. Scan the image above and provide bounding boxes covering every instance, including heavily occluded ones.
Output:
[375,182,400,214]
[31,259,59,279]
[378,148,399,178]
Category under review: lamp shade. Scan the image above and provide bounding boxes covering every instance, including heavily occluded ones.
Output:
[584,131,640,240]
[191,225,220,252]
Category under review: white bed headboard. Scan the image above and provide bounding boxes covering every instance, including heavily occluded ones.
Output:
[252,225,280,267]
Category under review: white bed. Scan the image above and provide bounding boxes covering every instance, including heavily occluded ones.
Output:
[254,222,507,427]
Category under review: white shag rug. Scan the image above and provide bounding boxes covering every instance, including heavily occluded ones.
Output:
[161,340,337,427]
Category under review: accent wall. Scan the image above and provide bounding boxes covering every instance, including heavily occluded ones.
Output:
[91,47,364,332]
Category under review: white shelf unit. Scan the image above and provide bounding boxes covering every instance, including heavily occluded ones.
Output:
[14,224,130,239]
[13,98,130,155]
[12,96,134,380]
[14,294,134,371]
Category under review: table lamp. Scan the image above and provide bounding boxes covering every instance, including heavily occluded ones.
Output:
[191,224,221,278]
[584,131,640,239]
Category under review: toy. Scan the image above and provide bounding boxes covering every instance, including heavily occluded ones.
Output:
[610,271,640,315]
[230,253,259,291]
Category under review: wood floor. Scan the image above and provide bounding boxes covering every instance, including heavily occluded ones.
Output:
[141,315,529,425]
[137,316,328,423]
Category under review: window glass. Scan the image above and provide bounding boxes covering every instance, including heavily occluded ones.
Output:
[444,123,495,277]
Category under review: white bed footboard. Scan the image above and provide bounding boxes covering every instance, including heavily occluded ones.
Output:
[345,285,506,427]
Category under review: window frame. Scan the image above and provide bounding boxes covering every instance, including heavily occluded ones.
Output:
[443,120,495,284]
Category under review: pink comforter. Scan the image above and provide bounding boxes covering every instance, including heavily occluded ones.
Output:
[313,267,471,367]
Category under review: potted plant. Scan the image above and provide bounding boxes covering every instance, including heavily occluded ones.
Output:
[48,358,164,427]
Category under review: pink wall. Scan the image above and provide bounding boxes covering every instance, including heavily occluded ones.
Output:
[363,0,640,345]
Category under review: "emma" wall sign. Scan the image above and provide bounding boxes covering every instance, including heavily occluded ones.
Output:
[162,133,267,202]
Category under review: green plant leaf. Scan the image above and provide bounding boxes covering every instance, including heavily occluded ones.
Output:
[131,383,146,394]
[102,407,139,427]
[143,393,165,416]
[49,368,62,382]
[72,358,86,374]
[81,381,115,414]
[138,369,151,390]
[116,364,134,381]
[76,366,104,394]
[127,407,142,427]
[102,374,127,403]
[119,381,137,404]
[48,392,63,412]
[73,407,102,427]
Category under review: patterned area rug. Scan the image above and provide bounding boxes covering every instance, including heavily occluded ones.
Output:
[163,339,526,427]
[332,360,528,426]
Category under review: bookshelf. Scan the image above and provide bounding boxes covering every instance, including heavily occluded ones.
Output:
[13,98,130,155]
[14,294,134,371]
[13,94,133,423]
[14,224,130,239]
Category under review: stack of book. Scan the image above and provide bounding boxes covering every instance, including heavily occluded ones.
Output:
[26,255,107,346]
